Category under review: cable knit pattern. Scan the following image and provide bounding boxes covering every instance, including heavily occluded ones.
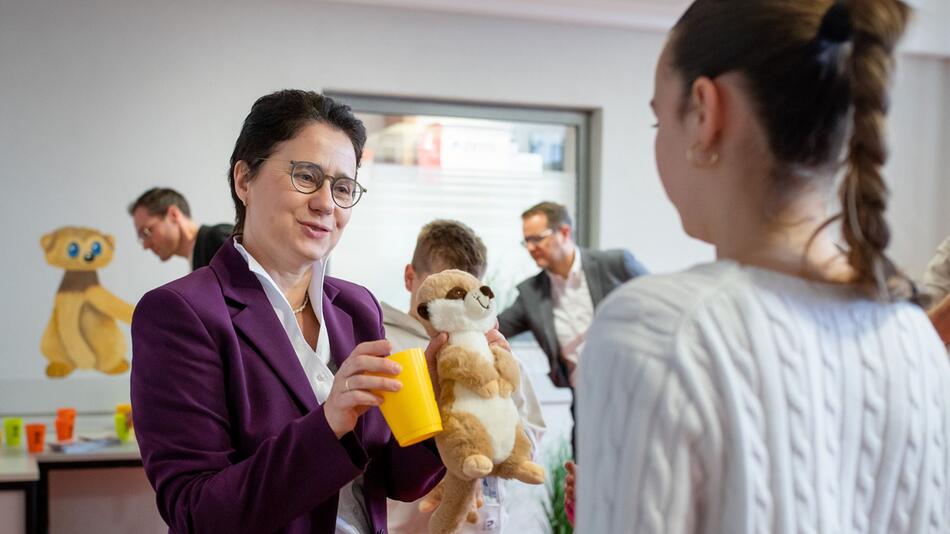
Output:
[887,317,924,534]
[853,308,887,534]
[577,261,950,534]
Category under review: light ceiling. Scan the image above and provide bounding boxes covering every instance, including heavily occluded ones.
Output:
[321,0,949,57]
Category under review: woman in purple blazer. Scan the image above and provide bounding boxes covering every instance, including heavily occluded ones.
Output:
[131,90,446,533]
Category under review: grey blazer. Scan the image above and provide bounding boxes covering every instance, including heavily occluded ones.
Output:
[497,248,647,387]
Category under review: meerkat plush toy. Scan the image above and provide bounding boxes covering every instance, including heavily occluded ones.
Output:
[40,226,135,378]
[416,269,545,534]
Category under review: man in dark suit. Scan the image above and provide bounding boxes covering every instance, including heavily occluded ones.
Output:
[499,201,648,388]
[498,202,647,451]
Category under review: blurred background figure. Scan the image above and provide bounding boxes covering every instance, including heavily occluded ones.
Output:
[129,187,233,270]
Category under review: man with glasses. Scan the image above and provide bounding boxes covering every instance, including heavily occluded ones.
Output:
[128,187,233,271]
[498,201,647,452]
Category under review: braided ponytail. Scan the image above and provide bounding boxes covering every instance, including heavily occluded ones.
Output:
[671,0,917,300]
[840,0,911,299]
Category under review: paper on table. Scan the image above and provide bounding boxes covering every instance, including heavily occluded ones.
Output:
[47,437,120,454]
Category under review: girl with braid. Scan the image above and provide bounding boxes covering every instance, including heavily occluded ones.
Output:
[576,1,950,533]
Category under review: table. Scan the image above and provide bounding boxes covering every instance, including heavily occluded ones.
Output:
[0,449,40,533]
[0,441,141,534]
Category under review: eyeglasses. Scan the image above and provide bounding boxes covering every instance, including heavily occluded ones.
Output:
[521,229,554,248]
[256,158,367,209]
[136,222,160,244]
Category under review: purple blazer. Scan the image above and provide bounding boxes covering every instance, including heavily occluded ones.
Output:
[131,240,444,534]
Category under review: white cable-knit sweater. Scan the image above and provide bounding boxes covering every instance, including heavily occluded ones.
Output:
[577,261,950,534]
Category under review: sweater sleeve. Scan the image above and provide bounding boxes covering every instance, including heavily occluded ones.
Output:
[576,279,707,534]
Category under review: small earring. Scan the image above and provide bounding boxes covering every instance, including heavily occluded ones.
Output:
[687,146,719,167]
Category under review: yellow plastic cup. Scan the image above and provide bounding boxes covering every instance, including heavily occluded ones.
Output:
[114,412,131,443]
[374,348,442,447]
[3,417,24,448]
[115,403,133,430]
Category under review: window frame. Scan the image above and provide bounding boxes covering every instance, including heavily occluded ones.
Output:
[325,92,594,246]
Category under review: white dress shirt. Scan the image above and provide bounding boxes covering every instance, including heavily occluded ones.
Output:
[234,239,370,534]
[548,250,594,387]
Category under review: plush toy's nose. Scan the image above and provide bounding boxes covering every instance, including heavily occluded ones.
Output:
[479,286,494,299]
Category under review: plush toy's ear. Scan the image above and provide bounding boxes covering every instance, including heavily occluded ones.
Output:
[41,232,55,252]
[417,302,430,321]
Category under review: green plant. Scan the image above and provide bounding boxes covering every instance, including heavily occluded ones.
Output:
[540,440,574,534]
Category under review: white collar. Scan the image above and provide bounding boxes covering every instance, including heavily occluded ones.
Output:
[547,249,583,283]
[233,238,328,321]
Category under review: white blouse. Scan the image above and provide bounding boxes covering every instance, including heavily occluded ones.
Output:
[234,239,370,534]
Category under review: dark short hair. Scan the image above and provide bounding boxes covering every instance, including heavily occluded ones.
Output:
[671,0,911,300]
[128,188,191,218]
[228,90,367,234]
[411,220,487,278]
[522,201,572,231]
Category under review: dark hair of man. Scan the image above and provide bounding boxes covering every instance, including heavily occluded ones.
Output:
[522,201,573,232]
[128,187,191,218]
[411,220,488,279]
[672,0,911,300]
[227,90,367,235]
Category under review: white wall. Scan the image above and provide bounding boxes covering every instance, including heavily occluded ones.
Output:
[887,55,950,278]
[0,0,947,405]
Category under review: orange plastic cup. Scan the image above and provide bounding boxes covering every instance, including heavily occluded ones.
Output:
[55,417,74,442]
[56,407,77,424]
[373,348,442,447]
[25,423,46,453]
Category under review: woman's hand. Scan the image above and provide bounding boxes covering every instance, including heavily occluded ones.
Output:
[325,340,402,438]
[486,328,511,353]
[425,333,448,398]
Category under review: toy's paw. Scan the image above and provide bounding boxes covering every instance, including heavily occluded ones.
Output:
[467,481,484,522]
[513,461,546,485]
[462,454,493,478]
[46,362,75,378]
[478,381,500,398]
[418,482,444,514]
[498,381,514,397]
[104,360,130,375]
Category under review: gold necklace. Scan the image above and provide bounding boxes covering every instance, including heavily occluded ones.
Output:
[292,292,310,315]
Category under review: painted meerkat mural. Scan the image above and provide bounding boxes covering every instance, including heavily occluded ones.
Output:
[40,226,134,378]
